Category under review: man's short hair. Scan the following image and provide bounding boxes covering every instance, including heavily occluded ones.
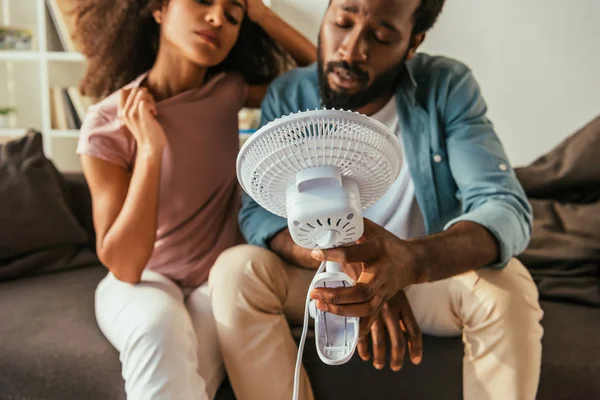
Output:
[413,0,446,35]
[326,0,446,36]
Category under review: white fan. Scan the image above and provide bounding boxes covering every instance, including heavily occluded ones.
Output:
[236,109,402,400]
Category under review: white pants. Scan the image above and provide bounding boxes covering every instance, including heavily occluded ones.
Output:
[95,269,224,400]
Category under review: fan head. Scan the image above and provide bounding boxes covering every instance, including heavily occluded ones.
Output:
[237,109,403,222]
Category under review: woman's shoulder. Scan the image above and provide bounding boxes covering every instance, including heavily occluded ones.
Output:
[77,81,140,169]
[86,74,145,123]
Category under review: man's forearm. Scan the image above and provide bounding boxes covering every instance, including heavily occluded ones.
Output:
[268,229,321,270]
[409,221,500,284]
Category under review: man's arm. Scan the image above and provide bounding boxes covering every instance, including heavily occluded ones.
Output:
[408,64,531,281]
[441,66,533,269]
[409,221,499,283]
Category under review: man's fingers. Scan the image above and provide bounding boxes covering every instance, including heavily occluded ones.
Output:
[311,266,384,305]
[382,303,405,372]
[371,317,386,370]
[357,335,370,361]
[359,315,377,337]
[314,290,384,317]
[397,291,423,365]
[312,241,380,264]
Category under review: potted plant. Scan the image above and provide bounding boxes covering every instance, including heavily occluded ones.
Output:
[0,107,16,128]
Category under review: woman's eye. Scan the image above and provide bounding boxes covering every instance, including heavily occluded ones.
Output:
[335,21,352,29]
[226,13,240,25]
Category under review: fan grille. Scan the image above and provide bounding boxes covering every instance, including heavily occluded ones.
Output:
[237,109,402,217]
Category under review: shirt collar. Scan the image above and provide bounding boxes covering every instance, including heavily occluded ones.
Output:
[398,58,418,106]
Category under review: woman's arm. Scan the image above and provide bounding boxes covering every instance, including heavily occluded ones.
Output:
[247,0,316,67]
[82,88,166,284]
[82,152,162,284]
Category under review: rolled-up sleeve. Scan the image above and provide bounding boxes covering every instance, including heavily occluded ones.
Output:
[442,68,533,267]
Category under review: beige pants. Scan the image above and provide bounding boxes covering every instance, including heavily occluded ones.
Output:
[209,245,544,400]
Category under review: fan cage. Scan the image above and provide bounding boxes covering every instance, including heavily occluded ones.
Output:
[237,109,402,217]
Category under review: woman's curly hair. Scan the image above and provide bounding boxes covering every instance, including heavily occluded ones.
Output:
[72,0,293,99]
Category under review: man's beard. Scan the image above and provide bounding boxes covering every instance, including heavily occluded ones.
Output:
[317,42,406,111]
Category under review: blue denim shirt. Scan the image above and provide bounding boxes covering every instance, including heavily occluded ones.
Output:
[239,53,532,267]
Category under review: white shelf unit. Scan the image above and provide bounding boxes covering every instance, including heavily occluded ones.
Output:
[0,0,85,171]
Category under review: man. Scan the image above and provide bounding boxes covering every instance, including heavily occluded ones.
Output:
[209,0,544,399]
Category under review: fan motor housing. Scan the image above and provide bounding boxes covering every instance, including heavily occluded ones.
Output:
[286,172,363,249]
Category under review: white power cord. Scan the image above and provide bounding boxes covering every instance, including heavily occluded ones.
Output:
[292,261,326,400]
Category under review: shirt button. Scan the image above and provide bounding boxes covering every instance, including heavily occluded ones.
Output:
[433,154,442,163]
[499,163,508,171]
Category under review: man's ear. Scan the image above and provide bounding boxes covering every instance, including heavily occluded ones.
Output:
[406,33,425,60]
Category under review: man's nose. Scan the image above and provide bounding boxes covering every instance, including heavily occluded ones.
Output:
[338,29,368,65]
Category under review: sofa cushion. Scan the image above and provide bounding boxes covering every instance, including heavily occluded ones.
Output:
[536,300,600,400]
[0,132,97,281]
[0,265,125,400]
[1,264,598,400]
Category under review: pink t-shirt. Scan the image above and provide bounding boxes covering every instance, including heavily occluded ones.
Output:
[77,71,246,287]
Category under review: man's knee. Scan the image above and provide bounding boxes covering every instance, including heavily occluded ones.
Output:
[210,244,274,284]
[460,259,544,328]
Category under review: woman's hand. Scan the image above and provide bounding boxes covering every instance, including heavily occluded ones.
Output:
[119,87,166,155]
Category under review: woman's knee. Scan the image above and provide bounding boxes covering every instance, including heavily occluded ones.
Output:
[96,280,194,357]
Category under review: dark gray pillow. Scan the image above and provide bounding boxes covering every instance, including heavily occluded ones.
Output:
[0,131,97,280]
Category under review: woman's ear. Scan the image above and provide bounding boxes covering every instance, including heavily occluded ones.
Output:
[406,33,425,60]
[152,9,163,24]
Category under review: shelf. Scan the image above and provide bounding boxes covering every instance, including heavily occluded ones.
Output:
[45,52,85,62]
[50,129,80,137]
[0,51,40,62]
[0,51,85,62]
[0,128,29,136]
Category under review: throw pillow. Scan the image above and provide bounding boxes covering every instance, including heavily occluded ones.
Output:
[0,130,96,280]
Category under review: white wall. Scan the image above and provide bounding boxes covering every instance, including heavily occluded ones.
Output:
[272,0,600,167]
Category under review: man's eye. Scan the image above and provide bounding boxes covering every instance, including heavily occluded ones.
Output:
[372,33,391,45]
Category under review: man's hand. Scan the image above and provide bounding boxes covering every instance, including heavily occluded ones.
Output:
[268,229,321,270]
[358,290,422,371]
[309,219,421,335]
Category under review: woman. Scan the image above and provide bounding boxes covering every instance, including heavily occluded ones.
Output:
[73,1,315,399]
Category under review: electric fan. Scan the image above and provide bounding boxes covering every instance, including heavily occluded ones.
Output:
[236,109,402,400]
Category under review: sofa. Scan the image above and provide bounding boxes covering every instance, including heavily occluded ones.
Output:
[1,132,599,400]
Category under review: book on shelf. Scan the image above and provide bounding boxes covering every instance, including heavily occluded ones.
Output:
[45,0,79,52]
[50,86,93,130]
